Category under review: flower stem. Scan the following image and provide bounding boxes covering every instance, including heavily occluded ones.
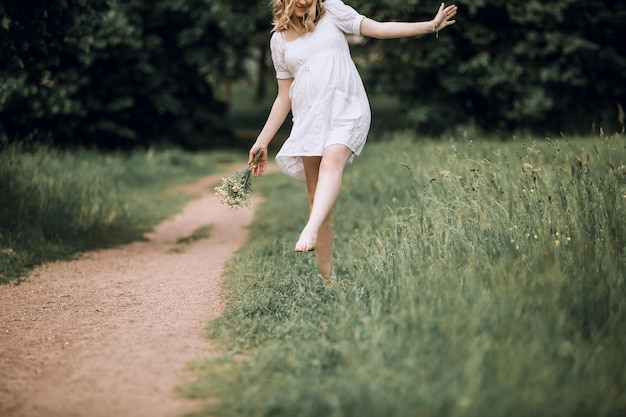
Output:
[250,150,263,167]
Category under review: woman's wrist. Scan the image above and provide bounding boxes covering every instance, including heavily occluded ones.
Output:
[430,19,440,39]
[255,138,270,147]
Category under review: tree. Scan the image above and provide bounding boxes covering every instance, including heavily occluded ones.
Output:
[352,0,626,135]
[0,0,109,144]
[0,0,258,149]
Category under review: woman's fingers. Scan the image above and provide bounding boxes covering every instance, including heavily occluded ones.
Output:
[255,161,266,177]
[251,154,267,177]
[436,3,445,23]
[249,145,266,177]
[435,3,457,28]
[444,5,457,18]
[436,4,457,29]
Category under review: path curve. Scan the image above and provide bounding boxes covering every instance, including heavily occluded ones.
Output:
[0,170,261,417]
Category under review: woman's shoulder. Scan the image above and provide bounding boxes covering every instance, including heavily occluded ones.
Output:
[323,0,362,19]
[270,31,284,44]
[269,31,287,53]
[324,0,355,12]
[322,0,364,34]
[323,0,343,11]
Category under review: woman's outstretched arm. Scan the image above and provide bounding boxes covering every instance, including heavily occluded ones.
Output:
[249,77,293,177]
[360,2,457,39]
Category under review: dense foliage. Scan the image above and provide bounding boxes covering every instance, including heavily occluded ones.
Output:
[1,0,624,147]
[354,0,626,135]
[0,0,261,149]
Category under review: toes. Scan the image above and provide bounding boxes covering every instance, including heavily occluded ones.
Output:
[294,230,317,252]
[294,240,315,252]
[294,232,316,252]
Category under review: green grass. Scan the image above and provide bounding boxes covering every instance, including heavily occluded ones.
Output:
[0,143,245,284]
[184,132,626,417]
[177,225,213,245]
[169,225,214,254]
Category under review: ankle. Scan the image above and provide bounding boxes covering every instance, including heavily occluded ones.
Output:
[321,265,337,287]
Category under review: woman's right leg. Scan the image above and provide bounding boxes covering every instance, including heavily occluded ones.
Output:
[298,145,353,282]
[297,145,352,252]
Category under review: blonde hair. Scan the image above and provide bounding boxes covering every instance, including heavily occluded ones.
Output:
[272,0,325,33]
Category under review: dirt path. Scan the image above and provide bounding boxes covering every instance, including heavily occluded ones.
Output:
[0,171,261,417]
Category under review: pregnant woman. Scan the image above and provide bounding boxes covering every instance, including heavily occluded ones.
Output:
[248,0,457,285]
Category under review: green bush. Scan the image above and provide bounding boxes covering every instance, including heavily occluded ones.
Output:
[0,0,258,149]
[2,0,624,144]
[354,0,626,135]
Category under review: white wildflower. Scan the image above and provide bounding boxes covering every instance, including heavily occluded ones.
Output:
[214,151,263,210]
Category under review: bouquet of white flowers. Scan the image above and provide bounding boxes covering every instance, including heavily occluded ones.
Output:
[214,151,263,209]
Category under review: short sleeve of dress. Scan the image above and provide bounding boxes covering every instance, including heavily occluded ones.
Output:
[270,32,293,79]
[323,0,366,35]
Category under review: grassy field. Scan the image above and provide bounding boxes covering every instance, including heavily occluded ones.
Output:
[0,144,243,284]
[184,132,626,417]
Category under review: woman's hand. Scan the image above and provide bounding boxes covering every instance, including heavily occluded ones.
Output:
[248,142,268,177]
[432,3,457,32]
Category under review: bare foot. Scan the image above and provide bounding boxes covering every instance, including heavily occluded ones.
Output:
[294,229,317,252]
[322,273,337,287]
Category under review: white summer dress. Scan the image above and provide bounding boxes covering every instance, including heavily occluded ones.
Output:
[271,0,371,180]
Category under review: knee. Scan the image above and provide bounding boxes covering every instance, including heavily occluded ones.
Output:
[321,145,352,169]
[320,155,346,174]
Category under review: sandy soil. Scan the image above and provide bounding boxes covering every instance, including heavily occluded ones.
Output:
[0,171,260,417]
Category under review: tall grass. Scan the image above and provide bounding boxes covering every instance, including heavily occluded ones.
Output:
[184,133,626,417]
[0,143,241,283]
